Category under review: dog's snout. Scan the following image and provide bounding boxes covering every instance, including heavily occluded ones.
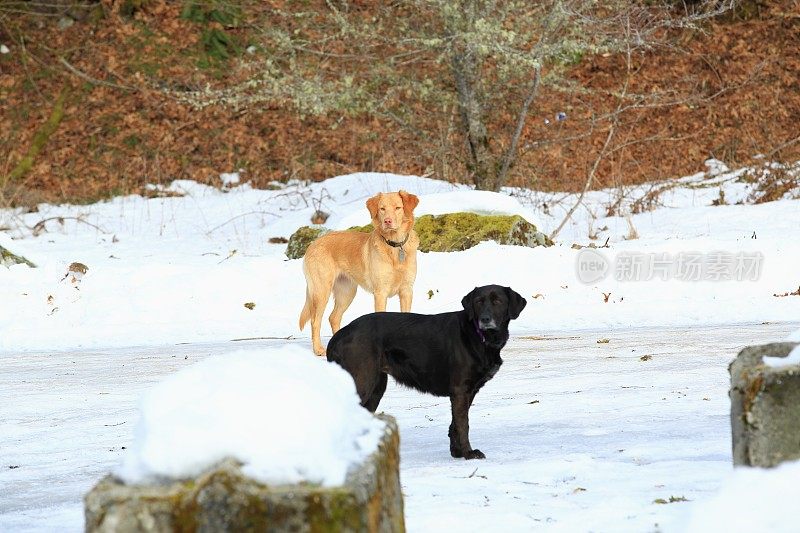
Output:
[478,313,497,329]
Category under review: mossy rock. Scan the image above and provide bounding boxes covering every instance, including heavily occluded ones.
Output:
[285,225,331,260]
[285,213,552,259]
[85,415,404,533]
[0,244,36,268]
[413,213,553,252]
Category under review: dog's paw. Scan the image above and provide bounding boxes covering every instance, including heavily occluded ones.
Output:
[450,446,463,458]
[313,347,327,357]
[464,449,485,460]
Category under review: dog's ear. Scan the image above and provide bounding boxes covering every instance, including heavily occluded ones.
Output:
[398,190,419,213]
[366,194,381,220]
[505,287,527,320]
[461,287,478,321]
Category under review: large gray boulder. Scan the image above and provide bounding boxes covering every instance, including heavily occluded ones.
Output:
[729,342,800,467]
[85,414,404,532]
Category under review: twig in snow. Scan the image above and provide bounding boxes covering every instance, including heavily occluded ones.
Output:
[467,468,487,479]
[218,249,238,264]
[205,211,278,235]
[31,216,107,236]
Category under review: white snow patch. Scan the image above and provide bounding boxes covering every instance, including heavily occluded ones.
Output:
[764,343,800,368]
[335,189,537,229]
[684,460,800,533]
[116,345,384,487]
[220,172,241,186]
[704,158,730,176]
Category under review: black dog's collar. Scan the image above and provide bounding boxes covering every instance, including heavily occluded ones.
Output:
[382,234,409,248]
[474,320,486,343]
[474,319,506,348]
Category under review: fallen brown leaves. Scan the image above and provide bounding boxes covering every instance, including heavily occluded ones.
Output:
[773,286,800,297]
[2,1,799,204]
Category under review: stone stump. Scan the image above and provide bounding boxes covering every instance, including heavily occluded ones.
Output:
[729,342,800,467]
[85,415,404,532]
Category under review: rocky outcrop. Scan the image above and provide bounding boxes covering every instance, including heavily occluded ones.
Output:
[729,342,800,467]
[85,414,404,532]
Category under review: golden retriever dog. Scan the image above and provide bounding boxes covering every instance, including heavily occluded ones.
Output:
[299,190,420,356]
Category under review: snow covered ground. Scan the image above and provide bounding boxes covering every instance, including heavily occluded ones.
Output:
[1,163,799,531]
[1,324,798,532]
[1,164,798,352]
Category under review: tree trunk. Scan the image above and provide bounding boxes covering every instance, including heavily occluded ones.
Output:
[2,86,69,190]
[451,50,500,191]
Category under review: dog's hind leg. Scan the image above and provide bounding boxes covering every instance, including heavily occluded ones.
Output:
[307,270,335,357]
[362,373,388,413]
[329,275,357,334]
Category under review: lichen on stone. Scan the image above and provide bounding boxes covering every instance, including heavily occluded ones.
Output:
[285,225,331,259]
[413,213,552,252]
[85,416,404,532]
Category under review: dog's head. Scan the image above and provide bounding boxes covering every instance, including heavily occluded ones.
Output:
[461,285,527,348]
[366,190,419,236]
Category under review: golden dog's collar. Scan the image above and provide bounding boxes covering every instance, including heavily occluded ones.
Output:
[382,234,409,262]
[381,234,409,248]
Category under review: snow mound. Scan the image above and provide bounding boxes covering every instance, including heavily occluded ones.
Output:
[335,189,537,229]
[117,345,384,487]
[685,460,800,533]
[416,190,536,219]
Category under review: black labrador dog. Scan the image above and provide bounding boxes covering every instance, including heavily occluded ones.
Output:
[327,284,526,460]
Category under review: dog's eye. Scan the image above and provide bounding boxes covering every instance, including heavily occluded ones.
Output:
[395,206,401,210]
[380,207,385,211]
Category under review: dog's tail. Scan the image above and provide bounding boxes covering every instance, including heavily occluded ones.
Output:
[299,286,312,331]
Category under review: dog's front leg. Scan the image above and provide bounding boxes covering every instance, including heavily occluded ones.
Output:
[373,291,388,312]
[399,285,413,312]
[448,421,461,458]
[449,392,485,460]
